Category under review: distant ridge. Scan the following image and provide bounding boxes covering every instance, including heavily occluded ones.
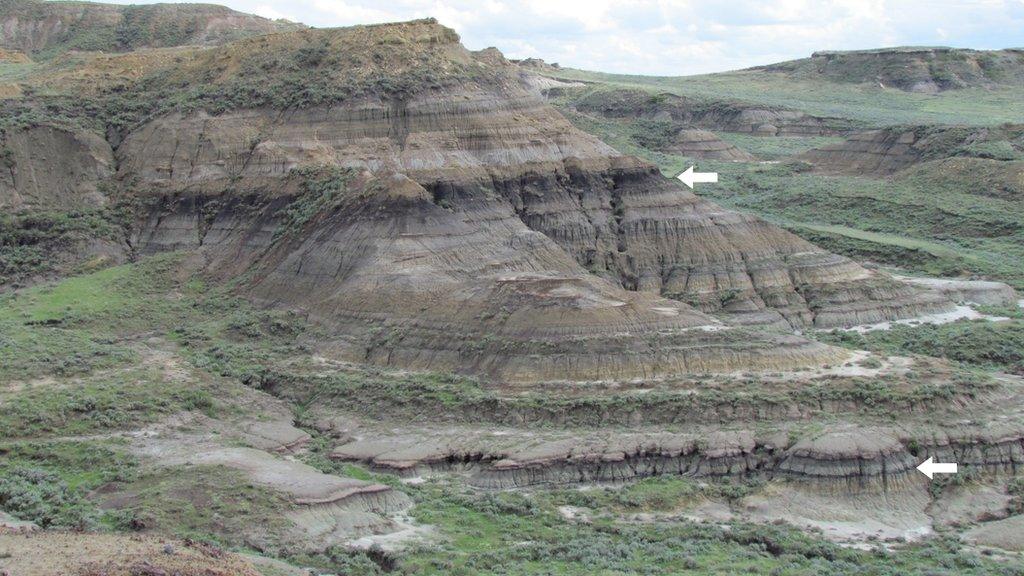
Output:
[752,46,1024,93]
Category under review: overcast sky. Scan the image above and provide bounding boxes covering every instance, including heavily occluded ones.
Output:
[111,0,1024,75]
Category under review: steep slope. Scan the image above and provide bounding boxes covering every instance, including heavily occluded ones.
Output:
[757,47,1024,93]
[0,0,301,56]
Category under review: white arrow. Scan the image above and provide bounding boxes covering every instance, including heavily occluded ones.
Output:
[677,166,718,189]
[916,456,958,479]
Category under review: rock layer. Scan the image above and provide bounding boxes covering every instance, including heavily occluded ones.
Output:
[671,129,755,160]
[758,47,1024,93]
[1,20,957,380]
[120,84,951,331]
[800,125,1024,175]
[569,88,844,136]
[329,421,1024,492]
[0,124,114,210]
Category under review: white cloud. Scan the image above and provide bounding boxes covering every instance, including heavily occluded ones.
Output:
[103,0,1024,74]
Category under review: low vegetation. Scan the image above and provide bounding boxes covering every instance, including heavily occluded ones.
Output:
[819,313,1024,375]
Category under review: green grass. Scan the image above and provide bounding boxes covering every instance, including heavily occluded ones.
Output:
[0,440,138,529]
[699,161,1024,289]
[0,363,217,438]
[101,464,291,549]
[716,133,846,160]
[1,264,132,324]
[394,478,1019,575]
[817,316,1024,375]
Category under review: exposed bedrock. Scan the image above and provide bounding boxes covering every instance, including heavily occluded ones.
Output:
[329,424,1024,492]
[669,129,755,161]
[759,47,1024,93]
[568,88,845,136]
[894,276,1018,307]
[121,91,952,332]
[138,172,840,383]
[0,123,114,210]
[799,124,1024,175]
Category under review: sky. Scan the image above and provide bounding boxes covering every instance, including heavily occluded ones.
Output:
[110,0,1024,75]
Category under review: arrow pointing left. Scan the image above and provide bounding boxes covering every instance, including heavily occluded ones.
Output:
[916,456,958,479]
[677,166,718,189]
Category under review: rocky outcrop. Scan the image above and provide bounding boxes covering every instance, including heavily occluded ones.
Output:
[0,19,956,379]
[329,420,1024,492]
[569,88,845,136]
[0,123,114,210]
[895,276,1018,306]
[0,0,301,55]
[670,129,755,160]
[800,125,1024,175]
[757,47,1024,93]
[119,82,952,334]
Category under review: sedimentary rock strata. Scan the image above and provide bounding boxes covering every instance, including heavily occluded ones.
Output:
[569,88,843,136]
[671,129,755,160]
[116,34,952,335]
[758,47,1024,93]
[328,419,1024,492]
[1,20,957,381]
[0,124,114,210]
[800,125,1024,175]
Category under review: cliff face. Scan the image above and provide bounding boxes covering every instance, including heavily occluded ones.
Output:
[758,47,1024,93]
[0,0,301,55]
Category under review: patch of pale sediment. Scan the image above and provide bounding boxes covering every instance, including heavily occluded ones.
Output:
[963,515,1024,552]
[741,481,934,545]
[724,349,904,381]
[832,304,1009,333]
[893,275,1018,307]
[346,513,434,552]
